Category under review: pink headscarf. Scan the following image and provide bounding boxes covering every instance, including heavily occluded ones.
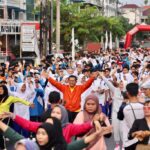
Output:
[83,94,101,122]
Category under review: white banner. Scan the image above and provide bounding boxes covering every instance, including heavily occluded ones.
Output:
[21,25,35,52]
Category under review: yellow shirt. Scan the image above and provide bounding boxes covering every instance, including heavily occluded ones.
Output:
[70,87,74,92]
[0,96,30,115]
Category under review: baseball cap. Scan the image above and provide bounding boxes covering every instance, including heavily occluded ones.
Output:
[141,80,150,89]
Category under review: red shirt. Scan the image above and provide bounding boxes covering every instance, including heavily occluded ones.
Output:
[14,115,93,143]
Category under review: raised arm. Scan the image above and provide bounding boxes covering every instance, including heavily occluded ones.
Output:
[101,76,115,92]
[13,115,41,132]
[9,96,33,107]
[48,77,65,92]
[1,112,41,132]
[81,77,95,93]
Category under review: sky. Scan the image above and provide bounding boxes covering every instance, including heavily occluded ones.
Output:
[120,0,150,6]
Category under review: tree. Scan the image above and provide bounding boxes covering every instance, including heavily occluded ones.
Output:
[36,2,132,52]
[144,0,148,5]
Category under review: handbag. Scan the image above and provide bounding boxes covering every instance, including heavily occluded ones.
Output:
[117,102,126,120]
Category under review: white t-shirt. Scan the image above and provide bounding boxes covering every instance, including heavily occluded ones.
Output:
[123,102,144,147]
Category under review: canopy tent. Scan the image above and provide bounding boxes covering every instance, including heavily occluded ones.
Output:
[124,25,150,49]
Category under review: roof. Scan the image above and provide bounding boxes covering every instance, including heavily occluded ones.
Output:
[86,42,101,53]
[143,8,150,16]
[143,6,150,10]
[120,4,140,9]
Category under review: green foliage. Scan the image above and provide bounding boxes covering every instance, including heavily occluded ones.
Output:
[59,3,132,50]
[144,0,148,5]
[38,2,132,50]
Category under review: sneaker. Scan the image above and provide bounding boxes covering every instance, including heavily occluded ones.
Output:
[122,146,125,150]
[114,145,120,150]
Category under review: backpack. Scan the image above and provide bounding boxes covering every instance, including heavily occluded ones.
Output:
[117,102,127,120]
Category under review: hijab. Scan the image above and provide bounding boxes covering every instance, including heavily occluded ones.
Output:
[53,105,69,127]
[14,82,36,102]
[14,83,29,100]
[0,85,9,103]
[15,139,39,150]
[37,118,67,150]
[83,94,101,122]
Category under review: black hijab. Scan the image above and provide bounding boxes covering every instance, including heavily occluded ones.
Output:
[0,85,9,103]
[36,117,67,150]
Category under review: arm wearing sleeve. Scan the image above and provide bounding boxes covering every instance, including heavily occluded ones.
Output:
[67,139,88,150]
[9,96,30,106]
[81,77,95,93]
[3,127,24,143]
[69,122,93,137]
[36,88,44,97]
[102,77,115,92]
[14,115,41,132]
[48,77,65,92]
[128,120,139,140]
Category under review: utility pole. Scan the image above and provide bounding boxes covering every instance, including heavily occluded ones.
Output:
[56,0,60,53]
[40,0,52,57]
[49,0,53,54]
[39,1,43,57]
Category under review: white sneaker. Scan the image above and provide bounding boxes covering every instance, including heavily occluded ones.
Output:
[114,145,120,150]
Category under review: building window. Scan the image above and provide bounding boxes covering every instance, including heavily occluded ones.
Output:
[15,11,19,19]
[141,19,144,22]
[0,8,4,19]
[8,8,12,19]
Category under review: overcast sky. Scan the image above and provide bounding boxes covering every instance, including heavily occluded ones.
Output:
[119,0,150,6]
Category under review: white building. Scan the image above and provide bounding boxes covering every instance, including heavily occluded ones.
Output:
[0,0,39,60]
[103,0,118,17]
[72,0,119,17]
[0,0,26,20]
[120,4,142,24]
[141,6,150,24]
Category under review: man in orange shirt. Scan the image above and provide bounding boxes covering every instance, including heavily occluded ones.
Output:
[47,73,96,122]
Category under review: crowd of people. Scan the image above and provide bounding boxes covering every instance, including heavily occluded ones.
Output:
[0,47,149,150]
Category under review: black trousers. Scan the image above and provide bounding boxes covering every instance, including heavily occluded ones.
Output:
[67,110,78,123]
[125,144,137,150]
[0,119,8,149]
[0,129,5,149]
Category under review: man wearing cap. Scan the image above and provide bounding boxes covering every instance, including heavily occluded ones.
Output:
[47,74,96,122]
[141,80,150,102]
